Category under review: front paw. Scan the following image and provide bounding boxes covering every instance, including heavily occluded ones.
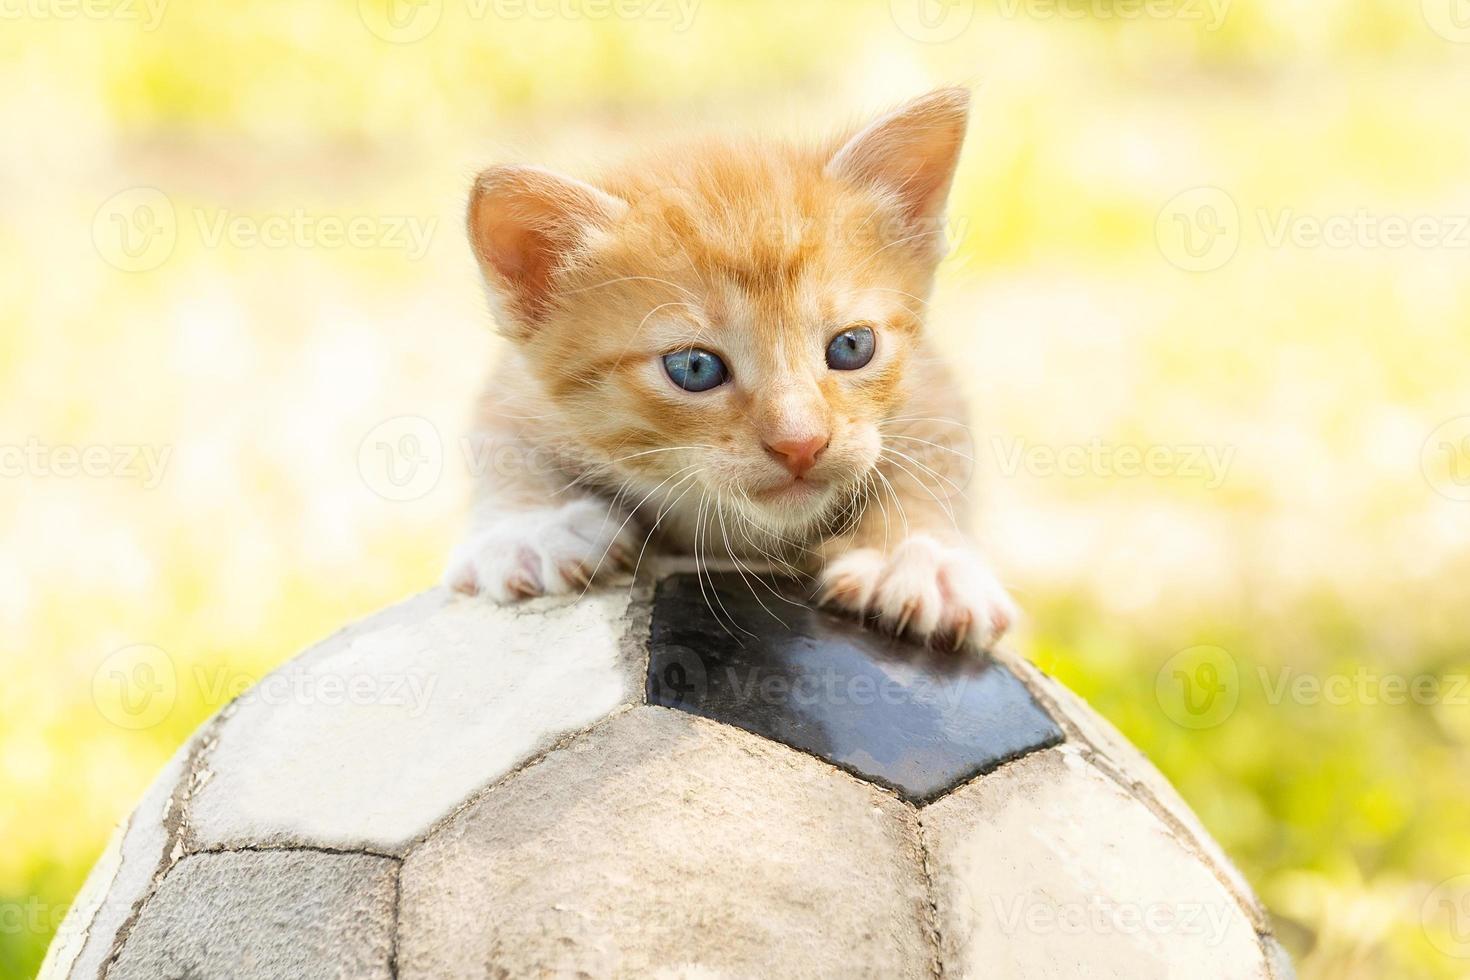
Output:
[444,499,640,602]
[817,535,1018,652]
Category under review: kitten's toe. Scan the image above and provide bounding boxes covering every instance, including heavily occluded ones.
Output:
[938,553,1019,651]
[817,547,885,612]
[444,501,639,603]
[869,536,945,639]
[819,535,1018,654]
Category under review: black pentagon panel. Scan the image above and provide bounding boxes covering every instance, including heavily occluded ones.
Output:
[646,572,1064,803]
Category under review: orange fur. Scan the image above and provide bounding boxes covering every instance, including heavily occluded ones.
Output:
[446,88,1018,652]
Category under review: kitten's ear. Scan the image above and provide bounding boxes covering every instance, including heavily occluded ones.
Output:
[826,87,970,230]
[468,165,628,333]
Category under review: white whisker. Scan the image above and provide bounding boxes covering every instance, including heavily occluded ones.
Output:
[716,492,792,627]
[628,471,700,590]
[881,433,973,462]
[576,464,702,602]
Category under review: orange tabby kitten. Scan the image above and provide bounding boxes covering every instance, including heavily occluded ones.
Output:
[445,88,1018,652]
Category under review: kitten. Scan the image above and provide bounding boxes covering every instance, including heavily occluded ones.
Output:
[444,87,1018,652]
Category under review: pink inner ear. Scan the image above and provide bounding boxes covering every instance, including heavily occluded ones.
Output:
[827,88,970,228]
[468,165,630,329]
[485,221,534,279]
[471,186,567,324]
[485,220,558,320]
[873,141,957,224]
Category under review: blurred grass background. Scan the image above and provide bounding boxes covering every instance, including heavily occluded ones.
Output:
[3,0,1469,976]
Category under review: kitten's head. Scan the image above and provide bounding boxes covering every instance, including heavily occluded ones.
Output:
[469,89,969,538]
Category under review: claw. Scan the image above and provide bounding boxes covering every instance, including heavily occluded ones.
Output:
[559,561,593,590]
[988,608,1011,644]
[505,574,542,599]
[948,610,973,652]
[819,576,860,608]
[895,598,920,636]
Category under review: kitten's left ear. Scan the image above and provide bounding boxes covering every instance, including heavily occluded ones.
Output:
[826,87,971,231]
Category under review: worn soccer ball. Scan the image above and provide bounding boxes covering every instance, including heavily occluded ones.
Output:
[46,566,1293,979]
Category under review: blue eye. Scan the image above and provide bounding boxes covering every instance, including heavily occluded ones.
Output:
[826,326,875,371]
[663,347,729,392]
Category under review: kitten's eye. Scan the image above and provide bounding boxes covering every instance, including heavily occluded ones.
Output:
[662,347,729,392]
[826,325,876,371]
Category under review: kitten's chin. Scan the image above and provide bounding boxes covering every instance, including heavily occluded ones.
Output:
[741,477,843,533]
[750,479,826,505]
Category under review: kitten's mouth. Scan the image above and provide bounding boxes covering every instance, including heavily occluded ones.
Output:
[750,477,827,504]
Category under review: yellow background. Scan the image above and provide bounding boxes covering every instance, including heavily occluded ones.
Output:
[3,0,1470,976]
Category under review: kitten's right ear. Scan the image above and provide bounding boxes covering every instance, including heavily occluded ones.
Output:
[826,87,971,233]
[467,165,628,334]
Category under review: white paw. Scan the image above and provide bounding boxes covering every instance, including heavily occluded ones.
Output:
[817,535,1018,652]
[443,499,640,602]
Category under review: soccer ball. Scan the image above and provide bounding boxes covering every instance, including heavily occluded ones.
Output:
[46,566,1292,979]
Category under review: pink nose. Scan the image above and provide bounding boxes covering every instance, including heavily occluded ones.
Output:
[763,434,829,478]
